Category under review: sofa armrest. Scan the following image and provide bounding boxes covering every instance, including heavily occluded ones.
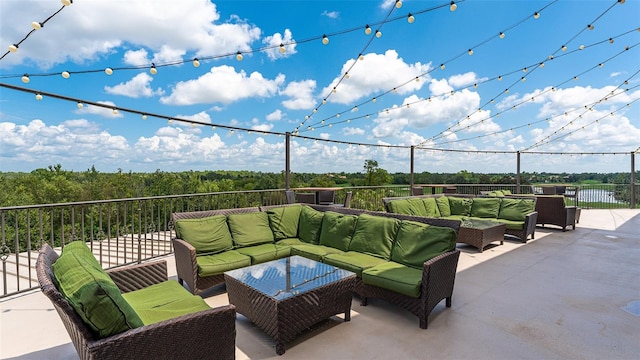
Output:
[86,304,236,360]
[524,211,538,237]
[422,249,460,308]
[107,260,168,293]
[172,239,199,293]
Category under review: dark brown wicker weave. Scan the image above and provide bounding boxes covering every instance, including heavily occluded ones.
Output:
[457,221,505,252]
[534,195,579,231]
[36,243,237,360]
[171,207,261,294]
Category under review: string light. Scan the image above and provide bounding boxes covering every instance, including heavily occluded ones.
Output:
[322,35,329,45]
[31,22,42,30]
[588,24,594,30]
[407,13,415,23]
[150,64,157,75]
[450,1,457,11]
[105,68,113,75]
[61,0,72,6]
[279,44,286,54]
[468,49,473,55]
[77,102,83,109]
[365,25,372,35]
[142,115,147,120]
[21,74,29,83]
[534,12,540,19]
[193,58,200,67]
[236,52,243,61]
[609,38,614,44]
[440,64,445,70]
[8,44,18,53]
[395,0,402,8]
[61,71,70,79]
[375,30,382,38]
[35,93,43,101]
[561,45,567,51]
[499,32,505,39]
[112,108,118,115]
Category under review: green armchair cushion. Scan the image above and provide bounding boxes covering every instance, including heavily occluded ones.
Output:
[267,205,302,240]
[362,262,423,298]
[318,211,358,251]
[448,197,473,216]
[174,215,233,254]
[227,212,274,247]
[348,214,400,259]
[298,206,324,244]
[498,198,535,222]
[421,197,441,217]
[470,197,501,218]
[435,196,451,217]
[390,220,457,269]
[52,242,143,338]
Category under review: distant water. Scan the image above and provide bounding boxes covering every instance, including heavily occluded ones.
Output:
[579,188,625,204]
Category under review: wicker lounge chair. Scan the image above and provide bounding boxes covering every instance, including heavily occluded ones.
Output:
[535,195,579,231]
[36,243,237,360]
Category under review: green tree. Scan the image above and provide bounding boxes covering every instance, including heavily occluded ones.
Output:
[363,160,391,186]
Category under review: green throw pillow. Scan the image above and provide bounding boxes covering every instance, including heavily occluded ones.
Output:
[174,215,233,254]
[298,206,324,244]
[391,221,457,269]
[498,198,535,221]
[318,211,357,251]
[421,197,441,217]
[502,189,512,195]
[435,196,451,217]
[52,241,143,338]
[227,212,274,247]
[449,197,473,216]
[267,205,302,240]
[349,214,400,259]
[470,197,501,218]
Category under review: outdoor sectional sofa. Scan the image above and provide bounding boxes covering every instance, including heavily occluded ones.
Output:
[382,194,538,243]
[171,204,461,329]
[36,242,236,360]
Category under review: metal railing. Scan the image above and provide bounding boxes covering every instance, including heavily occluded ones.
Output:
[1,183,636,298]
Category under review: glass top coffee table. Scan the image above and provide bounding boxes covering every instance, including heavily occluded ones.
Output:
[224,256,356,355]
[458,218,506,252]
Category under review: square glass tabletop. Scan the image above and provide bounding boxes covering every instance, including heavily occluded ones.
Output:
[224,256,355,301]
[460,217,503,230]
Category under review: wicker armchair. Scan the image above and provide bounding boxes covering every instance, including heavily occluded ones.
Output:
[535,195,579,231]
[37,243,237,360]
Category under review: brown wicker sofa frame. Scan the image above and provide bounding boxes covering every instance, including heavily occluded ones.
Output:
[36,243,237,360]
[171,205,461,329]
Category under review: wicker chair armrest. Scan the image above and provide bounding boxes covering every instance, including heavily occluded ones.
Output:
[172,239,199,292]
[422,249,460,277]
[107,260,168,293]
[86,304,236,360]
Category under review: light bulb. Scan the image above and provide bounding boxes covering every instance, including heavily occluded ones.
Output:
[35,94,43,101]
[142,115,147,120]
[345,72,350,79]
[150,64,157,75]
[77,102,83,109]
[21,74,30,83]
[336,113,341,118]
[408,14,415,23]
[534,12,540,19]
[193,58,200,67]
[8,44,18,52]
[561,45,567,51]
[61,0,72,6]
[322,35,329,45]
[499,32,505,39]
[112,109,118,115]
[521,77,526,82]
[61,71,70,79]
[539,62,544,68]
[105,68,113,75]
[31,22,42,30]
[372,97,377,103]
[468,49,473,55]
[574,76,578,81]
[498,76,502,81]
[353,106,358,112]
[473,83,478,88]
[313,108,317,113]
[395,0,402,8]
[322,99,327,104]
[365,25,371,35]
[450,1,457,11]
[609,38,614,44]
[548,55,554,60]
[588,24,594,30]
[598,63,603,67]
[440,64,445,70]
[279,44,286,54]
[415,77,420,82]
[579,45,584,50]
[359,54,364,60]
[523,67,527,72]
[236,52,243,61]
[375,30,382,38]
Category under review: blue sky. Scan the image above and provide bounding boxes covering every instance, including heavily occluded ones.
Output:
[1,0,638,174]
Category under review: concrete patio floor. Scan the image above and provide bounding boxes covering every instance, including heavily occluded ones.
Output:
[1,209,639,360]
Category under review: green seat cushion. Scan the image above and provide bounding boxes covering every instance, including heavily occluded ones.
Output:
[421,197,441,217]
[318,211,357,252]
[449,197,473,216]
[470,197,501,218]
[290,244,345,262]
[276,238,305,246]
[493,218,525,230]
[52,242,143,338]
[122,280,210,325]
[348,214,400,260]
[196,250,252,277]
[498,198,535,222]
[174,215,233,254]
[235,243,291,264]
[391,220,457,269]
[435,196,451,217]
[298,206,324,244]
[362,262,423,298]
[442,215,466,221]
[267,205,302,240]
[227,212,274,247]
[323,252,388,277]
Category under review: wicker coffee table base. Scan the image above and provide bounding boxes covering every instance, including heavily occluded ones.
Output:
[225,273,356,355]
[458,223,506,252]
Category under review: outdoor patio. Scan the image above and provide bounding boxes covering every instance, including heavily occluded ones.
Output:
[1,208,638,360]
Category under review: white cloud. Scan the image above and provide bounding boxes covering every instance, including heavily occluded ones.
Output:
[321,10,339,19]
[280,80,316,110]
[104,73,164,98]
[123,49,150,66]
[448,72,485,88]
[343,127,365,136]
[266,109,283,121]
[262,29,297,60]
[75,101,123,118]
[321,50,432,104]
[251,123,274,132]
[160,65,285,105]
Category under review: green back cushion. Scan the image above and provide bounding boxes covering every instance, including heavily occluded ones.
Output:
[502,189,512,195]
[318,211,358,251]
[498,198,535,221]
[227,212,274,247]
[349,214,400,259]
[267,205,302,240]
[421,197,441,217]
[387,200,412,215]
[470,197,501,218]
[174,215,233,254]
[298,206,324,244]
[391,221,457,269]
[52,242,143,338]
[406,198,428,216]
[435,196,451,217]
[449,197,473,216]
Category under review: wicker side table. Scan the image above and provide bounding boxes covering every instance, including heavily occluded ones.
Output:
[225,256,356,355]
[458,218,506,252]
